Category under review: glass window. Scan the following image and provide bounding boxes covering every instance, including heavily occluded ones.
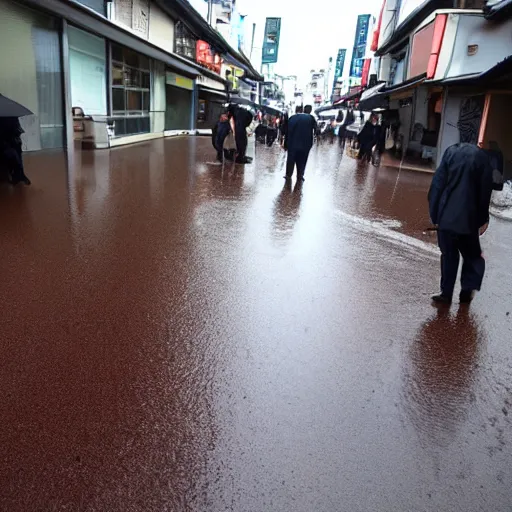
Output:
[112,88,125,112]
[110,42,150,118]
[141,71,150,89]
[69,26,107,116]
[112,63,124,86]
[111,43,123,63]
[0,1,64,150]
[126,90,142,111]
[124,67,140,87]
[142,92,150,112]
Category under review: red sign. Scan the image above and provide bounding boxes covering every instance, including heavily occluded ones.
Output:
[196,40,222,74]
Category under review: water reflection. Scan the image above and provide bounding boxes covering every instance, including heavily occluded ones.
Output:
[402,307,483,447]
[271,180,303,244]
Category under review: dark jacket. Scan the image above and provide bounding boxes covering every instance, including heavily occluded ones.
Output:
[428,143,494,235]
[212,120,230,151]
[357,121,381,150]
[286,113,317,152]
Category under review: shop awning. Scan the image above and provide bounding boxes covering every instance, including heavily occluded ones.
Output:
[484,0,512,21]
[198,85,228,101]
[432,56,512,87]
[334,86,363,107]
[358,82,388,111]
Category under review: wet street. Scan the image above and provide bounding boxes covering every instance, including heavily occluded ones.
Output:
[1,137,511,512]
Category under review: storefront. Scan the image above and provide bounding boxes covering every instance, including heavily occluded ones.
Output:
[196,75,227,130]
[165,71,194,131]
[68,25,107,117]
[110,43,151,137]
[0,0,64,151]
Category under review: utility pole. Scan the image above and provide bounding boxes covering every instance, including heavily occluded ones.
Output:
[207,0,213,25]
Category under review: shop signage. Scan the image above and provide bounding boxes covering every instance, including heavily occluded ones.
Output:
[467,44,479,56]
[349,14,371,78]
[166,71,194,90]
[196,74,225,91]
[262,17,281,64]
[331,49,347,98]
[196,40,222,74]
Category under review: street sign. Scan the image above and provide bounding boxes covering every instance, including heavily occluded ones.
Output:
[262,17,281,64]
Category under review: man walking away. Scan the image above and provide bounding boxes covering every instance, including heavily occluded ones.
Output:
[284,104,317,182]
[428,143,494,304]
[228,105,253,164]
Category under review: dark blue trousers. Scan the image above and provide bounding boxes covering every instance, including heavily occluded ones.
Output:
[286,149,310,178]
[437,230,485,297]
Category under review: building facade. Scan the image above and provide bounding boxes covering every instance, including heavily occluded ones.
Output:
[363,0,511,173]
[0,0,261,152]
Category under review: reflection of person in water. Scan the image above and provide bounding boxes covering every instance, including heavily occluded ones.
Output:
[271,180,303,244]
[402,307,482,447]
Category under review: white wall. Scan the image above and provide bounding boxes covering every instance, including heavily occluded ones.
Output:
[396,0,429,29]
[440,14,512,80]
[437,90,462,165]
[148,3,175,53]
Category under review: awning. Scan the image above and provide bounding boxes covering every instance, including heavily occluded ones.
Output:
[484,0,512,21]
[334,87,363,106]
[432,56,512,87]
[355,75,426,111]
[198,85,227,101]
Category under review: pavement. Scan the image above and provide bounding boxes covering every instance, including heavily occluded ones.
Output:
[1,137,511,512]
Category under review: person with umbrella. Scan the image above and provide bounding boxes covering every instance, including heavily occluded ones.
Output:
[0,94,33,185]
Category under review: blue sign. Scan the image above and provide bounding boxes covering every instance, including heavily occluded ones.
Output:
[331,49,346,97]
[349,14,370,78]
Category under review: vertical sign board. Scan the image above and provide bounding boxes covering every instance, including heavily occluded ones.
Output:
[349,14,370,78]
[331,49,346,97]
[262,17,281,64]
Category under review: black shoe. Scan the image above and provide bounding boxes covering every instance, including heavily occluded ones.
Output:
[431,293,452,304]
[459,290,475,304]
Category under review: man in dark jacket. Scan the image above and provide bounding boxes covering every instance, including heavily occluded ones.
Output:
[229,105,253,164]
[284,104,317,181]
[428,143,494,304]
[212,112,231,162]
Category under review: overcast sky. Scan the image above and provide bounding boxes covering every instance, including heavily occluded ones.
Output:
[189,0,382,84]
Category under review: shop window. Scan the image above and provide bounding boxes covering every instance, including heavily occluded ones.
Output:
[69,26,107,117]
[175,21,197,60]
[0,0,64,150]
[111,43,150,117]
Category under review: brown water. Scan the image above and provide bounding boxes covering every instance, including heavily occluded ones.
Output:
[1,138,511,511]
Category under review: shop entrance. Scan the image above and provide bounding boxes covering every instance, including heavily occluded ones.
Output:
[165,71,194,131]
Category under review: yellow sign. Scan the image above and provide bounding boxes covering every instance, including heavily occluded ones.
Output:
[166,71,194,90]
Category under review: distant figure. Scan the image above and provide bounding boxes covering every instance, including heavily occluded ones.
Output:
[279,112,288,145]
[0,118,31,186]
[212,112,231,162]
[357,114,381,162]
[284,104,317,182]
[266,116,278,147]
[428,143,494,304]
[228,105,253,164]
[340,109,355,146]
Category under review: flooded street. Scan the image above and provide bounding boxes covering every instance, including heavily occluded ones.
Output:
[1,137,511,511]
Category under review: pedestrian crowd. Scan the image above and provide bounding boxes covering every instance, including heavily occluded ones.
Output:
[210,100,503,307]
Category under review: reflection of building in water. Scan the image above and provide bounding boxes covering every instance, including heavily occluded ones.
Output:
[401,308,483,448]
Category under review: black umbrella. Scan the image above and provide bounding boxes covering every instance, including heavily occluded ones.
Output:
[0,94,33,118]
